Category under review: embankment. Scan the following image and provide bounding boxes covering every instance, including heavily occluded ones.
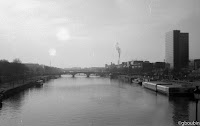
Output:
[0,75,60,102]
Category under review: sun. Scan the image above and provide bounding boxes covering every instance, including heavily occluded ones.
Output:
[56,28,71,41]
[49,48,56,56]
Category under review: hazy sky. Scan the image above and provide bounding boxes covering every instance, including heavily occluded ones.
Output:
[0,0,200,68]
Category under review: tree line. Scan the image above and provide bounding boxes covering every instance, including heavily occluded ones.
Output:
[0,59,64,83]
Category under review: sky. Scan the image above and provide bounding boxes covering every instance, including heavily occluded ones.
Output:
[0,0,200,68]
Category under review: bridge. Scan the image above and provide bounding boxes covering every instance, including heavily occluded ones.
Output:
[62,71,108,77]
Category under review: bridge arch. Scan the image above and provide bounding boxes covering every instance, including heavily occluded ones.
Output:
[63,71,108,77]
[67,72,91,77]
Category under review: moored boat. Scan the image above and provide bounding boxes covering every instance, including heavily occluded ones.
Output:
[132,78,143,85]
[35,80,43,87]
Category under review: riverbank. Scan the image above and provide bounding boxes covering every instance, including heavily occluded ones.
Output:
[117,75,198,97]
[0,75,61,102]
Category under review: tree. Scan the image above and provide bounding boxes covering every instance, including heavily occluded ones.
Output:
[13,58,22,64]
[0,59,9,63]
[0,59,10,76]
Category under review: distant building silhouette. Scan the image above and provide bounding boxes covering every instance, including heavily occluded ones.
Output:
[165,30,189,70]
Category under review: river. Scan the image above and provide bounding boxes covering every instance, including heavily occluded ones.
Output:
[0,75,199,126]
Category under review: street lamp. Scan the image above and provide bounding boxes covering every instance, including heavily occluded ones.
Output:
[194,86,200,122]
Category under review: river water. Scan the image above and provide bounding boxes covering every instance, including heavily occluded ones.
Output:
[0,75,199,126]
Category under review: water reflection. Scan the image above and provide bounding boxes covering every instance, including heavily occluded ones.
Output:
[4,91,26,111]
[169,97,190,125]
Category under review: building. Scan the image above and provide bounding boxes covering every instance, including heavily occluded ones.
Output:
[142,62,153,72]
[194,59,200,70]
[127,61,132,67]
[154,62,166,70]
[107,62,117,71]
[132,61,143,69]
[165,30,189,70]
[121,62,127,67]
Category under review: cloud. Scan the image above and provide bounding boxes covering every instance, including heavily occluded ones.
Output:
[49,48,56,56]
[48,18,71,25]
[13,0,41,12]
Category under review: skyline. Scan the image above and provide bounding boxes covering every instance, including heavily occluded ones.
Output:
[1,0,200,68]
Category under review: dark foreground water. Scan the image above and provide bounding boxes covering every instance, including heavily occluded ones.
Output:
[0,75,199,126]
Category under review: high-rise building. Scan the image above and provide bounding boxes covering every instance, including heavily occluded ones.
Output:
[165,30,189,70]
[194,59,200,70]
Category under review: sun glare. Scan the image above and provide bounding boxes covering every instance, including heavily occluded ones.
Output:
[56,28,71,41]
[49,48,56,56]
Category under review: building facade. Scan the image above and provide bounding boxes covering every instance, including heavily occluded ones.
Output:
[154,62,166,70]
[165,30,189,70]
[194,59,200,70]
